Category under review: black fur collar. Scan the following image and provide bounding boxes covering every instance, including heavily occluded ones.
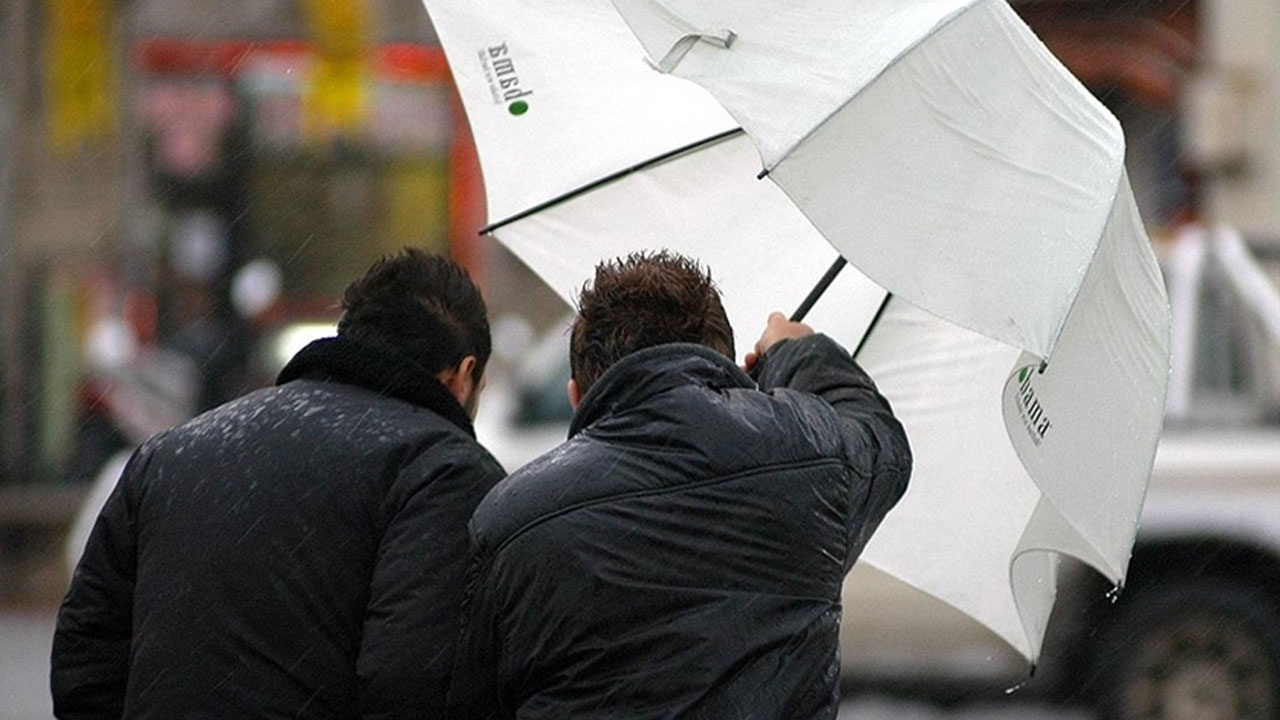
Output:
[276,335,474,437]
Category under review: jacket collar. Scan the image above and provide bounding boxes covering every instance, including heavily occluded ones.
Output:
[569,343,752,438]
[276,335,475,437]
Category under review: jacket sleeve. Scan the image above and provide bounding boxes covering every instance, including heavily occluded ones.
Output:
[356,444,504,720]
[51,447,147,720]
[755,334,912,564]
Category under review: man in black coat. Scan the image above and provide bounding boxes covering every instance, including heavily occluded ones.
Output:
[448,251,912,719]
[52,249,506,720]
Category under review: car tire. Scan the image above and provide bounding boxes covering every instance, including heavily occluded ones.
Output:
[1091,579,1280,720]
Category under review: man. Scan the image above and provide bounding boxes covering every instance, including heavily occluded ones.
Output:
[449,251,911,719]
[52,249,505,719]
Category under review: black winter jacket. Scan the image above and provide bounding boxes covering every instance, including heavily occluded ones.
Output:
[51,336,505,720]
[448,336,911,720]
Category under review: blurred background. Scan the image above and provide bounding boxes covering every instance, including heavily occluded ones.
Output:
[1,1,1277,719]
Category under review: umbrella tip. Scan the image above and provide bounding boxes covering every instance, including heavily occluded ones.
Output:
[1106,583,1125,603]
[1038,359,1048,374]
[1003,670,1033,695]
[757,168,770,180]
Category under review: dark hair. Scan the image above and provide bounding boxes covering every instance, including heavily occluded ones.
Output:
[570,250,734,394]
[338,248,490,382]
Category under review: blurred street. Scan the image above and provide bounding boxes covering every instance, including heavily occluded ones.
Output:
[839,698,1090,720]
[2,609,1092,720]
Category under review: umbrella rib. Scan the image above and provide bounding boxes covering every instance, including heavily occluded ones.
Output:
[479,128,744,235]
[852,293,892,361]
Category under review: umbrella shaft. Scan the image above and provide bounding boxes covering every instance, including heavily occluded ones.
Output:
[791,256,848,322]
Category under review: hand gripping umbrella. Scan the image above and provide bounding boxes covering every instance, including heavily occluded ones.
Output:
[424,0,1171,663]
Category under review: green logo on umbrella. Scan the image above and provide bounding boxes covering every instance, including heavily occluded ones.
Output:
[481,42,533,118]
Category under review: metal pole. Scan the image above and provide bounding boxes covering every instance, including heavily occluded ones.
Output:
[0,0,31,486]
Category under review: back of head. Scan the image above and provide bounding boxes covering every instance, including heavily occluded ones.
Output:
[338,248,490,381]
[571,250,734,394]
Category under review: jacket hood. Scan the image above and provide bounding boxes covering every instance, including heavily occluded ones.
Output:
[277,335,475,437]
[569,343,752,437]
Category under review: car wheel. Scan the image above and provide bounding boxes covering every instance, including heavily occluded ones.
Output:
[1093,580,1280,720]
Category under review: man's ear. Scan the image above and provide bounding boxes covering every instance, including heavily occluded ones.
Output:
[456,356,477,385]
[567,378,582,411]
[440,355,478,406]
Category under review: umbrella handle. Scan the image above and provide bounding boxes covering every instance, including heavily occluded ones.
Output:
[790,256,847,322]
[786,256,901,365]
[749,256,858,383]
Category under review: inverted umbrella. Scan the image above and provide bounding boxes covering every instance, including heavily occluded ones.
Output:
[424,0,1170,662]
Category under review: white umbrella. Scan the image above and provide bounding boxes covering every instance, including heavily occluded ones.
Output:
[424,0,1170,662]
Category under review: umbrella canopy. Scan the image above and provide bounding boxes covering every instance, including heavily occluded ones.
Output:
[424,0,1170,662]
[613,0,1123,360]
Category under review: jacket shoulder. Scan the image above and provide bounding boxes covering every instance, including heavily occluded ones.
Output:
[467,438,607,552]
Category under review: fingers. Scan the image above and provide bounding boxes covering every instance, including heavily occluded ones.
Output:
[752,311,813,360]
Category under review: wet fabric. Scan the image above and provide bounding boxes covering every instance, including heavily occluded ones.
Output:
[51,336,505,720]
[448,337,911,719]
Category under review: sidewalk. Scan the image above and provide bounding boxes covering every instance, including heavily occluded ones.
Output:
[0,606,56,720]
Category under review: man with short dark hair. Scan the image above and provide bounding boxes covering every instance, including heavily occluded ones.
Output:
[449,250,911,719]
[52,249,505,720]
